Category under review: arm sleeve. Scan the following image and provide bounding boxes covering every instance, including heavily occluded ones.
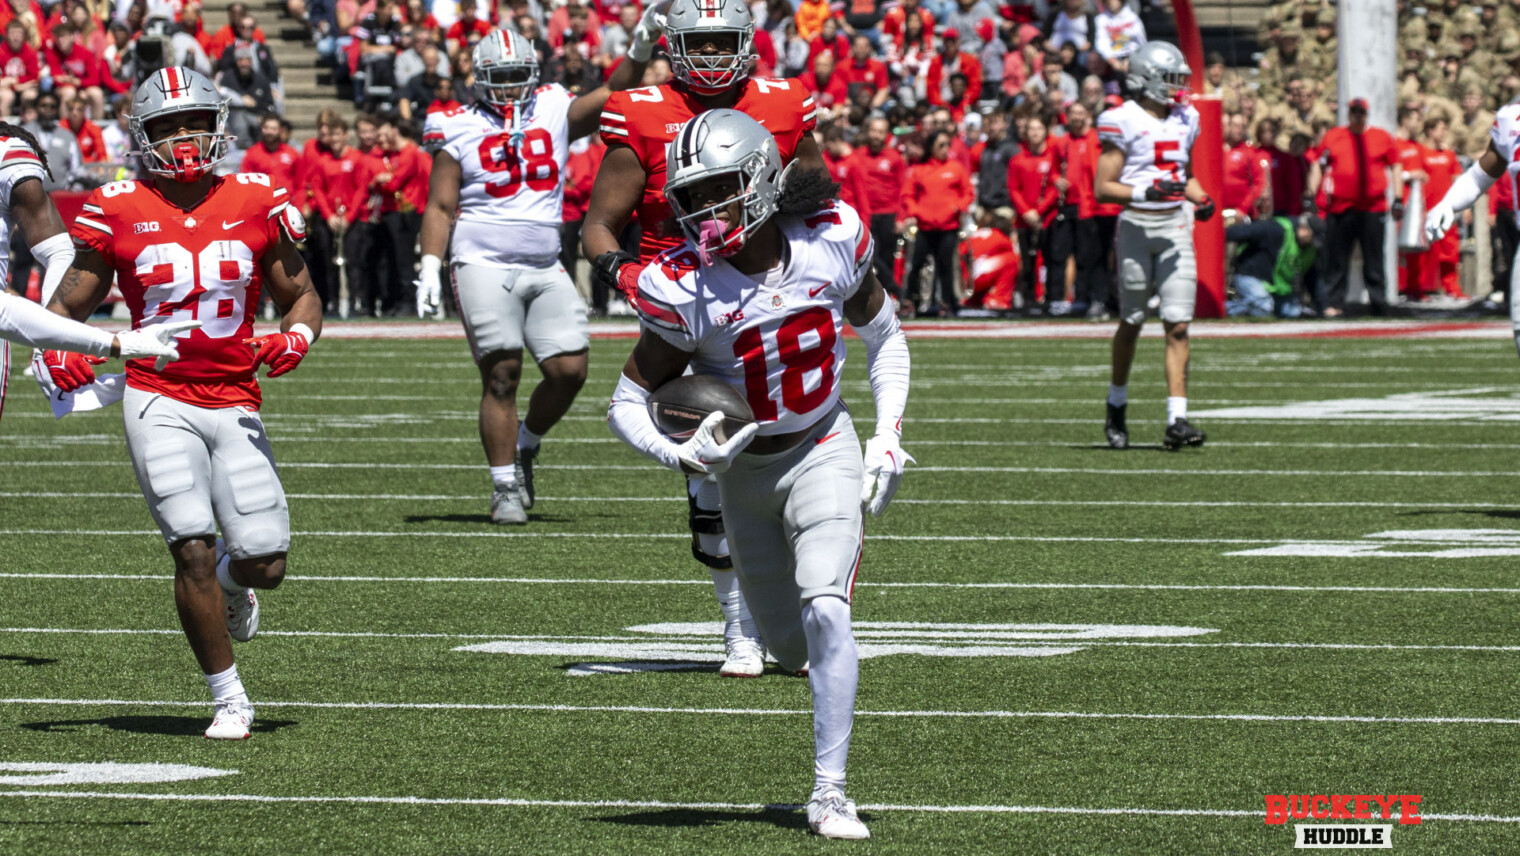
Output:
[1439,161,1497,214]
[853,298,910,438]
[607,372,684,472]
[0,290,112,354]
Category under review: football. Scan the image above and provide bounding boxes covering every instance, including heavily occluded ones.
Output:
[648,374,755,444]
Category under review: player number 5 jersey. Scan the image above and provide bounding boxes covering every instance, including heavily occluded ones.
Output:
[1096,100,1201,211]
[424,86,574,269]
[634,201,873,436]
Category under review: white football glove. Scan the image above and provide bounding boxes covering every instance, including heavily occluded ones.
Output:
[416,254,443,318]
[114,319,201,366]
[628,0,669,61]
[1424,201,1456,243]
[677,410,759,475]
[861,434,914,517]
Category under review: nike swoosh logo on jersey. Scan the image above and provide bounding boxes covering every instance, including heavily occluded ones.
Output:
[816,432,840,445]
[808,282,831,298]
[223,220,244,229]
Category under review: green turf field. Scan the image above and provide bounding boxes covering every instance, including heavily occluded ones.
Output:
[3,327,1519,854]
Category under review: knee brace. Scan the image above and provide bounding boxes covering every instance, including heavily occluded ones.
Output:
[686,482,731,570]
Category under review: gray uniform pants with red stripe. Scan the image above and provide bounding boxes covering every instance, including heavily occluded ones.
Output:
[715,403,864,673]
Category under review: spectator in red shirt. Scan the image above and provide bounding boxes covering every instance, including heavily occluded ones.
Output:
[1007,112,1060,312]
[1404,116,1464,300]
[1221,112,1266,219]
[371,114,429,316]
[180,1,215,55]
[837,34,888,109]
[902,129,974,316]
[0,19,39,118]
[808,16,850,64]
[241,112,304,200]
[307,115,374,314]
[63,95,104,162]
[1256,118,1308,217]
[962,206,1018,312]
[845,116,908,304]
[923,106,973,172]
[547,0,603,51]
[1315,97,1404,316]
[207,3,266,61]
[799,51,850,113]
[43,23,102,121]
[882,0,934,48]
[819,124,872,221]
[925,28,982,108]
[445,1,492,53]
[1059,101,1113,317]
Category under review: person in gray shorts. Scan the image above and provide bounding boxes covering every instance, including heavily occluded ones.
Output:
[1093,41,1216,451]
[608,110,912,840]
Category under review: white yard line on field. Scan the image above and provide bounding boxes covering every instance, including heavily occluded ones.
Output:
[2,696,1520,728]
[4,572,1520,595]
[2,627,1517,652]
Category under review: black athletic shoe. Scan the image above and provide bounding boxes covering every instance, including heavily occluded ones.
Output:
[515,445,538,509]
[1163,418,1207,451]
[1104,403,1129,449]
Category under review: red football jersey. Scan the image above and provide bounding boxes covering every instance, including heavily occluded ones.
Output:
[600,77,818,262]
[71,174,292,410]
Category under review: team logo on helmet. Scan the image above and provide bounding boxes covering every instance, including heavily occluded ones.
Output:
[130,66,232,183]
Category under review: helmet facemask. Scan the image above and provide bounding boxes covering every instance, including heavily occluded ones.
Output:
[667,153,773,265]
[668,28,754,94]
[133,105,232,183]
[474,61,538,113]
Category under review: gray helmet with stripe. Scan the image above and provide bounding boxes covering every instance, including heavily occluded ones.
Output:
[664,0,755,94]
[664,109,784,260]
[473,29,540,112]
[130,66,232,182]
[1125,41,1192,105]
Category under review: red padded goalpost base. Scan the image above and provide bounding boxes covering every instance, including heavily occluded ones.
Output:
[1170,0,1227,318]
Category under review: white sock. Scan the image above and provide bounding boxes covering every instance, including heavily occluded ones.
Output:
[803,596,857,798]
[1167,396,1187,425]
[517,424,542,450]
[1108,384,1127,407]
[205,663,250,707]
[489,464,516,490]
[708,569,757,641]
[214,547,246,593]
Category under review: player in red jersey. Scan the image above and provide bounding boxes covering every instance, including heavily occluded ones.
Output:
[43,67,321,741]
[581,0,825,679]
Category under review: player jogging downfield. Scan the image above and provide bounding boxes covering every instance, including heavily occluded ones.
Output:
[1425,102,1520,354]
[607,110,910,840]
[0,121,192,422]
[1094,41,1215,451]
[582,0,826,677]
[44,67,322,740]
[415,26,653,524]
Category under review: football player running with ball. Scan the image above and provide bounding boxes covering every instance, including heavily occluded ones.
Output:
[608,110,911,840]
[416,24,656,524]
[584,0,826,678]
[44,67,321,740]
[1094,41,1215,451]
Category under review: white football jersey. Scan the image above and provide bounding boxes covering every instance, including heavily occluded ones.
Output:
[634,201,874,436]
[1490,103,1520,212]
[1096,99,1200,211]
[424,85,574,268]
[0,136,47,283]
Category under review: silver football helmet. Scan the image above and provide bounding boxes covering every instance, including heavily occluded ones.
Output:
[130,66,232,182]
[473,29,539,112]
[664,0,755,94]
[664,109,784,262]
[1126,41,1192,105]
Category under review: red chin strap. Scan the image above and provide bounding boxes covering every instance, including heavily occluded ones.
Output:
[170,141,208,182]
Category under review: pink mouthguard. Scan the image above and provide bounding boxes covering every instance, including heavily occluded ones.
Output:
[696,219,727,265]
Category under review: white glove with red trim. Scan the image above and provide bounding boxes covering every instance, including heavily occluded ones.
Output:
[676,411,759,475]
[861,433,914,517]
[244,323,313,378]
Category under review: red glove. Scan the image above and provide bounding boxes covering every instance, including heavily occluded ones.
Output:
[41,350,106,392]
[244,327,310,378]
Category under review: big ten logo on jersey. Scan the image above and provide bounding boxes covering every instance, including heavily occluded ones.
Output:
[477,128,558,198]
[137,241,255,339]
[134,222,161,234]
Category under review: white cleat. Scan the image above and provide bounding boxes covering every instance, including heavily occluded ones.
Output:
[719,637,766,678]
[218,546,259,642]
[807,790,870,840]
[491,487,527,525]
[204,703,254,740]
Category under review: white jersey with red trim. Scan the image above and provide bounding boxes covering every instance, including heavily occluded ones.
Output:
[1489,103,1520,212]
[423,85,573,268]
[1096,99,1200,211]
[634,200,873,436]
[0,135,48,282]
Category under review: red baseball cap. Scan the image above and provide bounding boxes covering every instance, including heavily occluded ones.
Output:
[942,27,960,40]
[1349,97,1369,111]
